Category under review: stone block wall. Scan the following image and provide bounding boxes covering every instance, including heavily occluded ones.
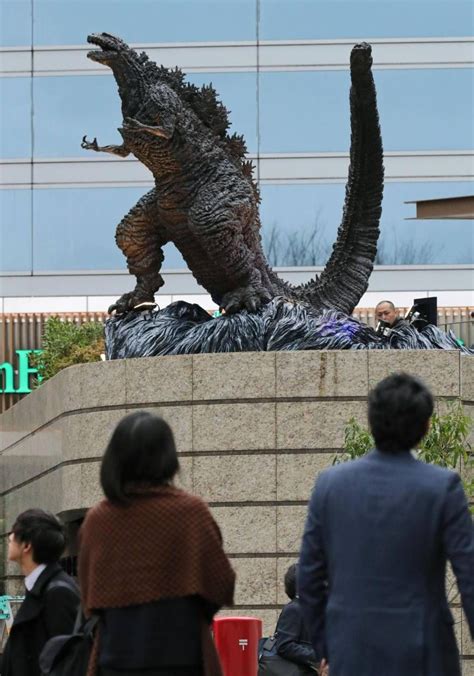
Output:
[0,351,473,667]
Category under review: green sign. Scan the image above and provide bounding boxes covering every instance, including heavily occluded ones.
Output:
[0,595,25,620]
[0,350,43,394]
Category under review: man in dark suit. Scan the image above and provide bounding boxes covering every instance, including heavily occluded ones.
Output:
[299,372,474,676]
[275,563,318,672]
[2,509,80,676]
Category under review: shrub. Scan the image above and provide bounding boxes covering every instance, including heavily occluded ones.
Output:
[334,402,473,503]
[31,317,105,383]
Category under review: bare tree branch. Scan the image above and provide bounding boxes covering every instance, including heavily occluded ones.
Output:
[263,213,330,266]
[375,230,441,265]
[264,218,441,267]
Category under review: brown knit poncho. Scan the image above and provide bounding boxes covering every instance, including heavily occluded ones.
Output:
[79,484,236,676]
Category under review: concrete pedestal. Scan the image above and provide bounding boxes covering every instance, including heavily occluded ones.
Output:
[1,351,473,664]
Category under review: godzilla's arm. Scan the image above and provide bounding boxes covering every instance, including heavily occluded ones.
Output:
[121,85,179,139]
[304,43,384,314]
[81,136,130,157]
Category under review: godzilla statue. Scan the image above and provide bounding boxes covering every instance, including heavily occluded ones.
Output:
[82,33,383,316]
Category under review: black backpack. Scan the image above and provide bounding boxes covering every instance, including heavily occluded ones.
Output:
[39,606,98,676]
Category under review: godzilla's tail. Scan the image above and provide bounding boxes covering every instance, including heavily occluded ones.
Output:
[293,43,384,315]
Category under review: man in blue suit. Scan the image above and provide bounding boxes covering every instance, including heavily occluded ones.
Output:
[299,372,474,676]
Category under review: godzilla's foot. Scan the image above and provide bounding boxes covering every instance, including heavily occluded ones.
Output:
[350,42,372,75]
[220,285,272,314]
[108,291,156,315]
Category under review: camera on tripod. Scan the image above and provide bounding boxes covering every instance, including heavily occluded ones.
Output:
[374,319,393,337]
[405,296,437,330]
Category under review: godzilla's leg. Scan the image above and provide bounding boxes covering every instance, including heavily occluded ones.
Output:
[189,186,272,314]
[109,190,168,314]
[81,136,130,157]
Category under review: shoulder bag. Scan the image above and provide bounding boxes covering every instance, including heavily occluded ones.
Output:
[258,635,316,676]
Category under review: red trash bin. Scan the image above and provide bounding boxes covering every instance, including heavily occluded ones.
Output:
[213,616,263,676]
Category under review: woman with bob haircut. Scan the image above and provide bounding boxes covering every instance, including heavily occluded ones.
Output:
[79,411,235,676]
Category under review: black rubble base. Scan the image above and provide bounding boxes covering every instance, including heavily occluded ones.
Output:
[105,299,473,359]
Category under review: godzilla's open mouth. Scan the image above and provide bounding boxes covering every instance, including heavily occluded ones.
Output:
[86,33,121,63]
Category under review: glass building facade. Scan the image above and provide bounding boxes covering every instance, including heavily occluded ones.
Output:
[0,0,473,302]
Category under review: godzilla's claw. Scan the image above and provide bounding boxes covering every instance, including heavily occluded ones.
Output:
[108,291,156,315]
[81,135,99,151]
[247,297,258,313]
[221,285,272,315]
[107,302,120,315]
[221,299,239,315]
[108,295,132,315]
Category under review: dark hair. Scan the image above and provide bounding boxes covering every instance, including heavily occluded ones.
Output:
[284,563,297,600]
[375,300,395,310]
[368,372,433,453]
[12,509,66,564]
[100,411,179,504]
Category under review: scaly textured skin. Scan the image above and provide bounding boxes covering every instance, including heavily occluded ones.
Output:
[82,33,384,315]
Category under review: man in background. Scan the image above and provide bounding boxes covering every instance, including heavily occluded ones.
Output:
[299,373,474,676]
[275,563,318,672]
[375,299,408,329]
[2,509,79,676]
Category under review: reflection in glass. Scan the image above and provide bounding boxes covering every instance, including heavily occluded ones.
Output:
[32,188,187,271]
[33,0,256,46]
[0,0,32,47]
[260,69,474,154]
[33,76,121,158]
[0,190,32,272]
[260,182,474,266]
[8,179,472,276]
[0,78,32,158]
[260,0,473,40]
[260,71,349,153]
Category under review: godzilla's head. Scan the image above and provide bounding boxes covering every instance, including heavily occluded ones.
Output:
[87,33,148,115]
[87,33,133,66]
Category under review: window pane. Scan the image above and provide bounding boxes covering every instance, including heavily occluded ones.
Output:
[260,0,473,40]
[0,78,32,158]
[33,75,121,159]
[32,187,187,271]
[260,181,474,265]
[0,190,32,272]
[259,69,474,153]
[33,0,256,46]
[0,0,31,47]
[33,72,257,157]
[12,181,474,275]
